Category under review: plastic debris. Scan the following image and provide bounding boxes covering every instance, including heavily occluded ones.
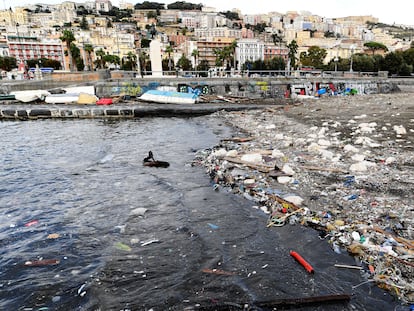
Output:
[207,223,219,230]
[24,220,39,227]
[47,233,60,239]
[290,251,314,274]
[24,259,60,267]
[141,239,160,247]
[114,242,132,252]
[195,95,414,302]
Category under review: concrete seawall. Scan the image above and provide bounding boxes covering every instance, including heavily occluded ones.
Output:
[0,103,278,120]
[1,74,413,121]
[2,73,412,98]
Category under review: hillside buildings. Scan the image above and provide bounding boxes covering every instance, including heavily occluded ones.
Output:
[0,0,411,72]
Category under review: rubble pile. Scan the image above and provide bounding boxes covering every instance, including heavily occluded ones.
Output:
[194,93,414,303]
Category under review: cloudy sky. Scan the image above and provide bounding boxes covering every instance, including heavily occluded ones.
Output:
[6,0,413,26]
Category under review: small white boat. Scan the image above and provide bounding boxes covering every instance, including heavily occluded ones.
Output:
[45,93,79,104]
[139,89,199,104]
[10,90,50,103]
[45,92,98,104]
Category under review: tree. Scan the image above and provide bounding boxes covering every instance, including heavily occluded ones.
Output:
[125,51,137,71]
[134,1,164,10]
[70,43,82,71]
[167,1,202,10]
[287,40,298,70]
[221,11,240,20]
[402,47,414,67]
[139,51,150,74]
[80,16,89,30]
[176,54,192,71]
[84,44,94,70]
[0,56,17,71]
[299,46,327,69]
[364,41,388,55]
[381,52,404,75]
[324,30,336,38]
[229,40,237,69]
[267,56,285,70]
[165,45,173,72]
[271,33,284,49]
[60,29,75,71]
[197,59,209,77]
[103,54,120,68]
[95,48,106,69]
[191,49,199,70]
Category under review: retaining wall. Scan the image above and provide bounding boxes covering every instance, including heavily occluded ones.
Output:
[0,103,277,120]
[1,72,409,99]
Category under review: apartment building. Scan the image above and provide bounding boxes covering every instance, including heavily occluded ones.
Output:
[7,35,65,68]
[236,39,265,69]
[195,27,242,41]
[197,38,234,67]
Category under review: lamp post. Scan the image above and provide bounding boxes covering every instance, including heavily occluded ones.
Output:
[334,56,338,72]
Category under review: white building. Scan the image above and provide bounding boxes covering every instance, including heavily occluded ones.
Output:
[236,38,265,70]
[195,27,242,41]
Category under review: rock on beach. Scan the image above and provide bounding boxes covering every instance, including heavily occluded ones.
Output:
[198,92,414,303]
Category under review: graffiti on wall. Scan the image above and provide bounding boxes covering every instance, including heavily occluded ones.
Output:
[286,81,382,98]
[108,79,385,99]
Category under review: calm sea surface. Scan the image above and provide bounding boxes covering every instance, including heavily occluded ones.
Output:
[0,117,402,310]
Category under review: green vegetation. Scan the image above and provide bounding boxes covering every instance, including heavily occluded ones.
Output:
[300,46,327,68]
[0,56,17,71]
[363,41,388,55]
[167,1,202,10]
[134,1,164,10]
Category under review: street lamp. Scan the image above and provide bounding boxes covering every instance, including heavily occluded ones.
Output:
[334,56,339,72]
[349,44,355,72]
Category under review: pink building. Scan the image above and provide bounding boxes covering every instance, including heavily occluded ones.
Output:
[7,35,65,68]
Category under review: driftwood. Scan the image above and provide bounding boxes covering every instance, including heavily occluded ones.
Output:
[255,293,351,308]
[196,294,351,310]
[220,137,254,143]
[371,226,414,249]
[223,156,273,173]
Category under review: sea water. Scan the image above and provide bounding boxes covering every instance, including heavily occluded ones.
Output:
[0,117,401,310]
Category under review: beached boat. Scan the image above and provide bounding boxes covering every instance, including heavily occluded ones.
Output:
[10,90,50,103]
[139,89,199,104]
[44,93,80,104]
[45,92,98,104]
[0,94,16,101]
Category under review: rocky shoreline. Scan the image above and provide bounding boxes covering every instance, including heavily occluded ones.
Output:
[195,92,414,304]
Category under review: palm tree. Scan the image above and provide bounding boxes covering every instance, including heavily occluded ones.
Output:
[140,51,150,75]
[191,49,199,70]
[60,30,75,71]
[229,40,238,70]
[84,43,94,70]
[95,48,106,69]
[271,33,284,55]
[287,40,298,70]
[126,51,137,71]
[165,45,173,73]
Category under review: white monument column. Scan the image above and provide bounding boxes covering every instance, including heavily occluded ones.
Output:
[149,39,163,77]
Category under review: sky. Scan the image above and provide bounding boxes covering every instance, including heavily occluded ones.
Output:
[5,0,413,26]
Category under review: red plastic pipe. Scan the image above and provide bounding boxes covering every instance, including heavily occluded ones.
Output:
[290,250,314,274]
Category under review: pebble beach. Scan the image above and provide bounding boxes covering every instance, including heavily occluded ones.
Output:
[197,92,414,304]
